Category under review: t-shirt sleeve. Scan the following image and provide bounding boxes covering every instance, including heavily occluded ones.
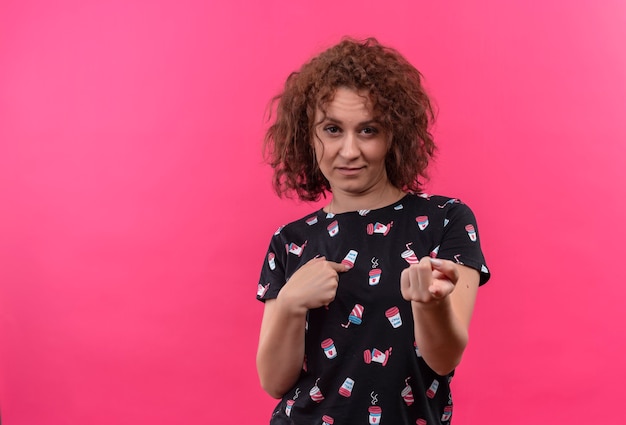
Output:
[256,229,289,302]
[435,201,491,285]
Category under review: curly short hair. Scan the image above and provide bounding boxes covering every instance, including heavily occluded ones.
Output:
[263,37,436,202]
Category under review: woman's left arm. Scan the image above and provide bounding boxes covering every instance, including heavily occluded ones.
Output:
[400,257,480,376]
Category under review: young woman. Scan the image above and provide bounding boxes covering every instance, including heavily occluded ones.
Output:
[256,38,490,425]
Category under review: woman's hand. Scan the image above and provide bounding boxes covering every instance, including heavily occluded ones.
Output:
[400,257,460,304]
[400,257,478,375]
[257,256,347,398]
[277,256,348,315]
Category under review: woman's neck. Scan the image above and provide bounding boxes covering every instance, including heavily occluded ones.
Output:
[326,184,405,214]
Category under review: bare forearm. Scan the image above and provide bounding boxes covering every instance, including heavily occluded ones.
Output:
[257,258,345,398]
[412,298,468,376]
[256,299,307,398]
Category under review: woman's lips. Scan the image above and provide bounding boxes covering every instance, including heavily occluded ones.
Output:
[336,166,364,176]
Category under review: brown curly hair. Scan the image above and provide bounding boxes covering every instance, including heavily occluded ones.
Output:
[263,37,436,202]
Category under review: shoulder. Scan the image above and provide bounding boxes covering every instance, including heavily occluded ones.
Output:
[402,193,472,213]
[269,209,325,241]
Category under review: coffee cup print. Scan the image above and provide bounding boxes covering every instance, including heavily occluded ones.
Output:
[465,224,477,242]
[285,399,295,417]
[367,221,393,236]
[321,338,337,359]
[385,306,402,328]
[416,215,429,230]
[342,304,364,328]
[310,379,324,403]
[286,241,307,257]
[441,405,453,421]
[401,378,414,406]
[327,220,339,237]
[341,249,358,269]
[414,341,422,357]
[338,377,355,397]
[368,268,382,286]
[306,215,318,226]
[416,419,427,425]
[401,243,419,264]
[426,379,439,399]
[429,245,439,258]
[363,347,392,367]
[322,415,334,425]
[267,252,276,270]
[368,405,382,424]
[257,283,269,298]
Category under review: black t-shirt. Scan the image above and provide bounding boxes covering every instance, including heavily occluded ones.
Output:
[258,194,490,425]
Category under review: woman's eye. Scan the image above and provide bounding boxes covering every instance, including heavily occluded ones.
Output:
[362,127,378,135]
[325,126,340,134]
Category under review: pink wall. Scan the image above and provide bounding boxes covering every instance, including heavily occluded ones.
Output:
[1,1,625,423]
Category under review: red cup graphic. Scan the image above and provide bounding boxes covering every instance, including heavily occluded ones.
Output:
[327,220,339,237]
[338,377,355,397]
[385,306,402,328]
[416,215,429,230]
[441,405,453,421]
[368,405,382,424]
[465,224,477,241]
[368,222,393,235]
[429,245,439,258]
[342,304,364,328]
[414,341,422,357]
[267,252,276,270]
[401,383,414,406]
[363,348,392,366]
[416,419,427,425]
[322,415,334,425]
[257,283,269,298]
[285,399,295,417]
[369,268,382,286]
[401,249,419,264]
[426,379,439,399]
[321,338,337,359]
[341,249,358,268]
[310,383,324,403]
[306,215,318,226]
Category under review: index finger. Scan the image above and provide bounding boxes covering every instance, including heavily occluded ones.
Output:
[325,261,350,273]
[429,258,460,284]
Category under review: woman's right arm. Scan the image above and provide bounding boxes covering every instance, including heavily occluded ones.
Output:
[256,257,347,399]
[256,297,307,398]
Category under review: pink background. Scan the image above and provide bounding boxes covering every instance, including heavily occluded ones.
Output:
[1,1,625,424]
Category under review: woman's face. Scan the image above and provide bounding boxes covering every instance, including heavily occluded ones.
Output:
[313,87,390,198]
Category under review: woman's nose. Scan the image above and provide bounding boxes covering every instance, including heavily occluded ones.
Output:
[339,133,360,158]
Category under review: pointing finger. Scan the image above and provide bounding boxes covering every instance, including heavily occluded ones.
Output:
[429,258,460,284]
[327,261,350,273]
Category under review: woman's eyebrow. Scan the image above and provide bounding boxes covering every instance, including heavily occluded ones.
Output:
[322,116,379,126]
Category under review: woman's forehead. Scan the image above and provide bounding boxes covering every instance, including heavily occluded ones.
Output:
[315,87,375,117]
